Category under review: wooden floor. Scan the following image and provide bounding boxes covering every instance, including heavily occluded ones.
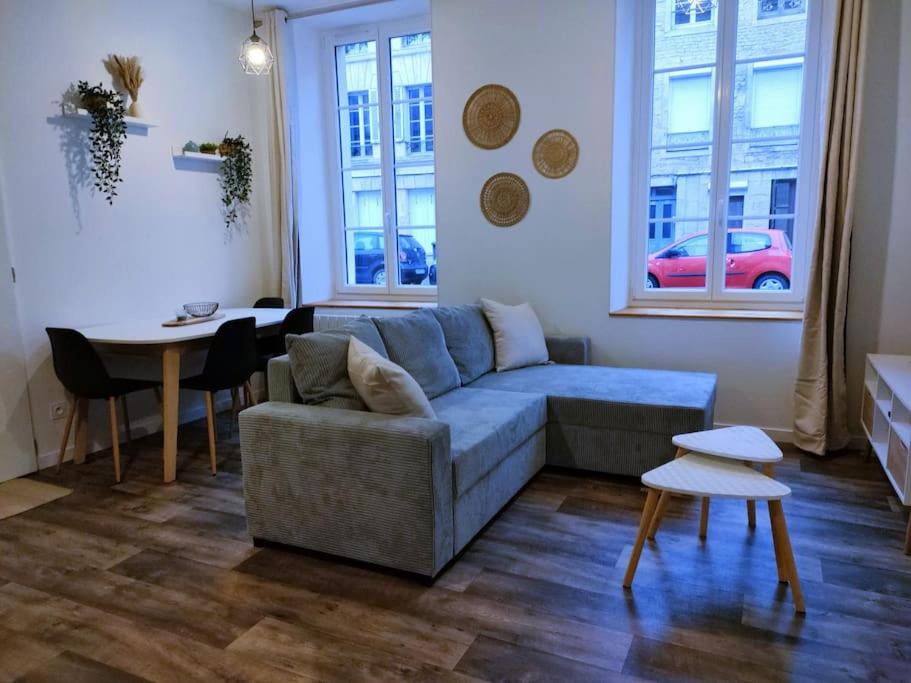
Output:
[2,414,910,682]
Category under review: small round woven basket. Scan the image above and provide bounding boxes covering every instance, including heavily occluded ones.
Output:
[480,173,530,227]
[532,129,579,178]
[463,84,521,150]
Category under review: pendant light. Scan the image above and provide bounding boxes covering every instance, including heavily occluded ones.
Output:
[239,0,274,75]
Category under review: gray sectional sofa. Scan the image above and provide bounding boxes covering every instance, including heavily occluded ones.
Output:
[239,305,716,578]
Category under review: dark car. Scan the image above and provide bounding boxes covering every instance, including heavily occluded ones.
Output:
[354,231,428,285]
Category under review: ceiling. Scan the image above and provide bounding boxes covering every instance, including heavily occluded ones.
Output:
[210,0,397,18]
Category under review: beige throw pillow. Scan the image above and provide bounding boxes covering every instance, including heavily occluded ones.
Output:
[480,298,549,372]
[347,337,436,419]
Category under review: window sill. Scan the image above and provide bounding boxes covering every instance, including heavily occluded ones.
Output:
[610,306,803,321]
[305,299,437,310]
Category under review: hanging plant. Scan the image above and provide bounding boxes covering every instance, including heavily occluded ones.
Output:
[218,133,253,228]
[77,81,127,205]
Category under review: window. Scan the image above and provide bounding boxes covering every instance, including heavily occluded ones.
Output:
[329,25,435,295]
[758,0,805,19]
[674,2,713,26]
[633,0,822,307]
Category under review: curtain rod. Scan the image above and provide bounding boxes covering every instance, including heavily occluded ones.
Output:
[285,0,395,21]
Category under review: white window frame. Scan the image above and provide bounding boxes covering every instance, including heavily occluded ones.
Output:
[322,17,436,301]
[629,0,826,311]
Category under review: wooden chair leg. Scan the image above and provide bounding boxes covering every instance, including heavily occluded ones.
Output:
[56,398,76,473]
[623,489,660,588]
[767,500,788,583]
[121,395,132,445]
[647,491,671,540]
[699,497,710,540]
[769,499,805,613]
[107,398,121,483]
[204,392,217,475]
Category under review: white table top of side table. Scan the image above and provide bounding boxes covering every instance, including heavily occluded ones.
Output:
[643,454,791,500]
[672,426,782,463]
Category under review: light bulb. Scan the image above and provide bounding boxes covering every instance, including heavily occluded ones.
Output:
[246,44,266,65]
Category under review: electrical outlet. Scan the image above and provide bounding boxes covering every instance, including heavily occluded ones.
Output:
[50,401,68,421]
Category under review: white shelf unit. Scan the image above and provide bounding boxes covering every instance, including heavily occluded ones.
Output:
[171,147,225,163]
[862,354,911,554]
[66,108,158,130]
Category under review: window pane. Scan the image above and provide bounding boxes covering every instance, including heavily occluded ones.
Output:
[391,32,434,164]
[395,167,435,227]
[340,168,382,228]
[646,221,711,290]
[335,41,377,105]
[396,228,435,287]
[390,33,432,89]
[722,0,807,291]
[345,229,386,286]
[668,74,712,133]
[338,104,381,166]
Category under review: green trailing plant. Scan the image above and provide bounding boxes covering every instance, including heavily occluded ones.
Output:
[218,134,252,228]
[77,81,127,205]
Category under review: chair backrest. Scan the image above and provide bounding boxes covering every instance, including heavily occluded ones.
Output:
[279,306,315,352]
[46,327,113,399]
[254,297,284,309]
[200,317,258,391]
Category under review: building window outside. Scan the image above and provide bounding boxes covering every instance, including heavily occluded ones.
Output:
[330,27,435,294]
[758,0,805,19]
[635,0,819,306]
[674,3,713,26]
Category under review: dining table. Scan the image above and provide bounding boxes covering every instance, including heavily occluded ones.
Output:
[77,307,289,483]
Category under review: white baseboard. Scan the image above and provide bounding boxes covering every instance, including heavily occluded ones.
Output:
[36,388,260,472]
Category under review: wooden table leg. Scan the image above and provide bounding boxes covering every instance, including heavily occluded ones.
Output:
[747,500,757,529]
[767,501,788,583]
[647,491,671,540]
[623,489,660,588]
[699,497,710,540]
[73,398,89,465]
[161,347,181,483]
[769,499,805,613]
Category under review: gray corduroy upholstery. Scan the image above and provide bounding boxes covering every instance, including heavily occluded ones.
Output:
[374,310,461,399]
[241,304,717,577]
[240,401,452,576]
[432,304,496,384]
[431,388,546,495]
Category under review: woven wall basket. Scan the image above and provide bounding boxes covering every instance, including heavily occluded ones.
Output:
[480,172,530,227]
[533,129,579,178]
[463,84,521,150]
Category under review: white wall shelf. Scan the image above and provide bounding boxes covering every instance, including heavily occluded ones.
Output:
[862,354,911,554]
[171,147,225,163]
[66,108,158,130]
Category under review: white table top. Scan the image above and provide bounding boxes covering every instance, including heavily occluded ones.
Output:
[672,426,782,463]
[77,308,289,345]
[642,453,791,500]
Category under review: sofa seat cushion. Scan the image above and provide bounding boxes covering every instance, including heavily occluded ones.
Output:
[468,365,716,435]
[431,388,546,495]
[374,310,461,400]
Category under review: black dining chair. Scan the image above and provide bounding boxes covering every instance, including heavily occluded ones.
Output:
[47,327,161,483]
[180,317,258,474]
[256,306,315,381]
[253,297,284,308]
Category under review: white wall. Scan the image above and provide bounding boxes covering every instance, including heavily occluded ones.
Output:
[432,0,803,437]
[0,0,277,467]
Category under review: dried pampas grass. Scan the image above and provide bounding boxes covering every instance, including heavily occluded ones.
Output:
[107,54,144,116]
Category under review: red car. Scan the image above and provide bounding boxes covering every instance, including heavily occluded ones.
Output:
[647,229,792,290]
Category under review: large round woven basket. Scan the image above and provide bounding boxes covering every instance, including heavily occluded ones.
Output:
[480,173,530,227]
[463,84,521,150]
[533,129,579,178]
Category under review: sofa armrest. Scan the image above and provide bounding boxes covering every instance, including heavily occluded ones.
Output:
[239,401,453,577]
[267,354,300,403]
[546,336,591,365]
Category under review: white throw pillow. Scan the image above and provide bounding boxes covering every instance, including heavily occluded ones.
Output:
[480,298,549,372]
[347,337,436,419]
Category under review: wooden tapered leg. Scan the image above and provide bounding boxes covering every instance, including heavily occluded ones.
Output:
[699,497,710,540]
[56,398,76,473]
[767,501,788,582]
[647,491,671,540]
[107,398,121,483]
[747,500,757,529]
[73,398,90,465]
[121,395,132,445]
[204,391,217,476]
[769,499,805,613]
[161,347,181,483]
[623,489,660,588]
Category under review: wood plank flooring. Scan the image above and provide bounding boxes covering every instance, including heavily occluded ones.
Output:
[2,414,910,682]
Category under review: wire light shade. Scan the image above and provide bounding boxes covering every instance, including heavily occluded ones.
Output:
[675,0,717,14]
[239,34,274,75]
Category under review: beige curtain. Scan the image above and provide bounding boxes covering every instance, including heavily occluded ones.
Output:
[264,9,301,307]
[794,0,868,455]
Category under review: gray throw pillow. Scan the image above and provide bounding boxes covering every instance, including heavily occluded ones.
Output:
[285,317,388,410]
[373,309,461,399]
[432,304,496,384]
